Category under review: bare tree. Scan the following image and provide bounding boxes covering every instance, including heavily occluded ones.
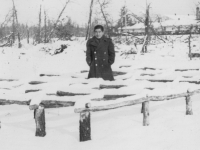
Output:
[44,10,47,43]
[12,0,22,48]
[48,0,71,41]
[37,4,42,44]
[129,4,151,53]
[97,0,111,37]
[86,0,94,40]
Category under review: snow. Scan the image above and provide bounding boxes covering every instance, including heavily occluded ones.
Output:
[0,36,200,149]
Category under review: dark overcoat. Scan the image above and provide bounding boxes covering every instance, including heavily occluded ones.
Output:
[86,35,115,81]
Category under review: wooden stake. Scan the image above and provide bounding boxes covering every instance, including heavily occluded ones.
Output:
[143,96,149,126]
[35,106,46,137]
[186,90,193,115]
[141,102,144,113]
[79,103,91,142]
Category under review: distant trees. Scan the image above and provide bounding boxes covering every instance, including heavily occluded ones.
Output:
[55,17,86,40]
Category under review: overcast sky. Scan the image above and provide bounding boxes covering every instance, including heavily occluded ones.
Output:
[0,0,199,26]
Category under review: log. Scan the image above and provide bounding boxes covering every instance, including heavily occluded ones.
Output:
[29,101,75,110]
[35,106,46,137]
[40,100,75,108]
[186,90,193,115]
[0,99,30,105]
[0,79,18,82]
[119,65,131,68]
[56,91,89,96]
[143,98,149,126]
[99,84,127,89]
[112,71,127,76]
[140,67,157,70]
[91,94,135,101]
[145,79,173,82]
[80,103,91,142]
[25,89,41,93]
[75,97,147,113]
[75,89,200,113]
[40,74,60,77]
[149,93,187,101]
[29,81,47,85]
[137,79,200,84]
[80,70,88,73]
[180,81,200,84]
[140,73,155,76]
[175,69,199,71]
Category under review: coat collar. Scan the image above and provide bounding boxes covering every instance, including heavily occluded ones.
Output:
[90,35,108,46]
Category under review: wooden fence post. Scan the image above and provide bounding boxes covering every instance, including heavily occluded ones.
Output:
[35,105,46,137]
[186,90,193,115]
[143,96,149,126]
[141,103,144,113]
[79,103,91,142]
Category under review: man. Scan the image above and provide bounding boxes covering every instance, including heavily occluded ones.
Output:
[86,25,115,81]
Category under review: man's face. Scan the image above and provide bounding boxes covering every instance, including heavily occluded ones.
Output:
[94,29,104,39]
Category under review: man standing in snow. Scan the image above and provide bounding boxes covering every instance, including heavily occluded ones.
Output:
[86,25,115,81]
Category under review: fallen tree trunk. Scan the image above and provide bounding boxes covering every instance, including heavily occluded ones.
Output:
[112,71,127,76]
[56,91,90,96]
[99,84,127,89]
[136,79,173,82]
[40,74,60,77]
[0,79,18,82]
[140,73,155,76]
[119,65,131,68]
[91,94,135,101]
[25,89,41,93]
[180,81,200,84]
[0,99,30,105]
[175,69,199,71]
[29,101,75,110]
[80,70,89,73]
[29,81,47,85]
[137,79,200,84]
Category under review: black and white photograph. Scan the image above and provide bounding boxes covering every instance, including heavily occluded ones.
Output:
[0,0,200,149]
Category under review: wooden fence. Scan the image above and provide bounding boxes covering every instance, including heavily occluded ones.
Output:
[0,68,200,141]
[23,88,200,141]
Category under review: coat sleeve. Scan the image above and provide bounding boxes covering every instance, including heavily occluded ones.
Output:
[108,39,115,65]
[86,40,92,66]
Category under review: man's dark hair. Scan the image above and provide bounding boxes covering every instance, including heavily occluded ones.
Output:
[94,25,104,32]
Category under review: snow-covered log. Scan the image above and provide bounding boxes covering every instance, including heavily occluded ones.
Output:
[91,94,135,101]
[75,97,147,113]
[29,101,75,110]
[25,89,41,93]
[75,89,200,113]
[119,65,131,68]
[56,91,89,96]
[137,79,200,84]
[99,84,127,89]
[40,74,60,77]
[29,81,47,85]
[113,71,127,76]
[79,103,91,142]
[175,69,199,71]
[0,79,18,82]
[0,99,30,105]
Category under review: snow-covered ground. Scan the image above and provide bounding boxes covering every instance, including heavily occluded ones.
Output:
[0,36,200,150]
